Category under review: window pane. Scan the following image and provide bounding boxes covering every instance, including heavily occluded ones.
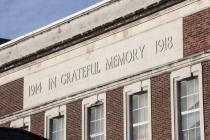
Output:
[52,133,56,140]
[139,94,145,108]
[189,129,196,140]
[100,106,104,118]
[194,78,198,93]
[180,81,187,97]
[182,131,188,140]
[188,95,195,111]
[58,117,64,130]
[101,135,104,140]
[96,107,101,120]
[196,128,201,140]
[132,110,139,124]
[144,93,148,105]
[52,119,57,131]
[195,112,200,127]
[55,119,59,130]
[96,120,101,133]
[89,105,104,140]
[95,135,100,140]
[133,126,138,140]
[90,108,96,121]
[101,119,104,132]
[58,131,64,140]
[182,114,188,130]
[145,124,149,139]
[139,109,145,122]
[131,92,148,140]
[132,95,139,110]
[91,137,95,140]
[90,122,95,134]
[144,108,148,121]
[188,79,194,95]
[188,112,196,129]
[139,125,145,140]
[50,116,64,140]
[181,97,187,112]
[179,78,201,140]
[194,94,199,109]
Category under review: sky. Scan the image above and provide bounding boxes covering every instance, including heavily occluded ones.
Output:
[0,0,102,39]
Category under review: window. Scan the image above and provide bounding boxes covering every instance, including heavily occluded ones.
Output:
[130,92,149,140]
[45,105,66,140]
[124,80,151,140]
[82,93,106,140]
[50,116,64,140]
[178,78,200,140]
[89,104,104,140]
[171,64,205,140]
[10,116,31,131]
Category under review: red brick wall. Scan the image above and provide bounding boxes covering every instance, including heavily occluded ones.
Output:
[202,61,210,140]
[183,8,210,57]
[31,112,45,137]
[106,87,124,140]
[0,78,23,117]
[151,73,172,140]
[66,100,82,140]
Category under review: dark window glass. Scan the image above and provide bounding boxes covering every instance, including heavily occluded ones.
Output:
[50,116,64,140]
[88,104,104,140]
[179,78,201,140]
[130,92,149,140]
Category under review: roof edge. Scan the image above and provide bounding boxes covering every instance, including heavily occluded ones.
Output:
[0,0,118,51]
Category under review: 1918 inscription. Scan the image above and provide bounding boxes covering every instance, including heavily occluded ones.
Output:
[156,36,173,54]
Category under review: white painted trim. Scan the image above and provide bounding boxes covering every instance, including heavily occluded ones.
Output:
[82,93,106,140]
[10,116,31,131]
[123,79,152,140]
[44,105,66,140]
[170,63,205,140]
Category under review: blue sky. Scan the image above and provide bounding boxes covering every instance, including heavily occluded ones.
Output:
[0,0,101,39]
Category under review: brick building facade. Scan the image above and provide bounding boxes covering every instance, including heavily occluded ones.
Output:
[0,0,210,140]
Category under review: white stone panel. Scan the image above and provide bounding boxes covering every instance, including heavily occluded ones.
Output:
[24,19,183,109]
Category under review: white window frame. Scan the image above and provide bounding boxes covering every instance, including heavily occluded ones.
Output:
[44,105,66,140]
[82,93,106,140]
[170,63,205,140]
[123,79,152,140]
[10,116,31,131]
